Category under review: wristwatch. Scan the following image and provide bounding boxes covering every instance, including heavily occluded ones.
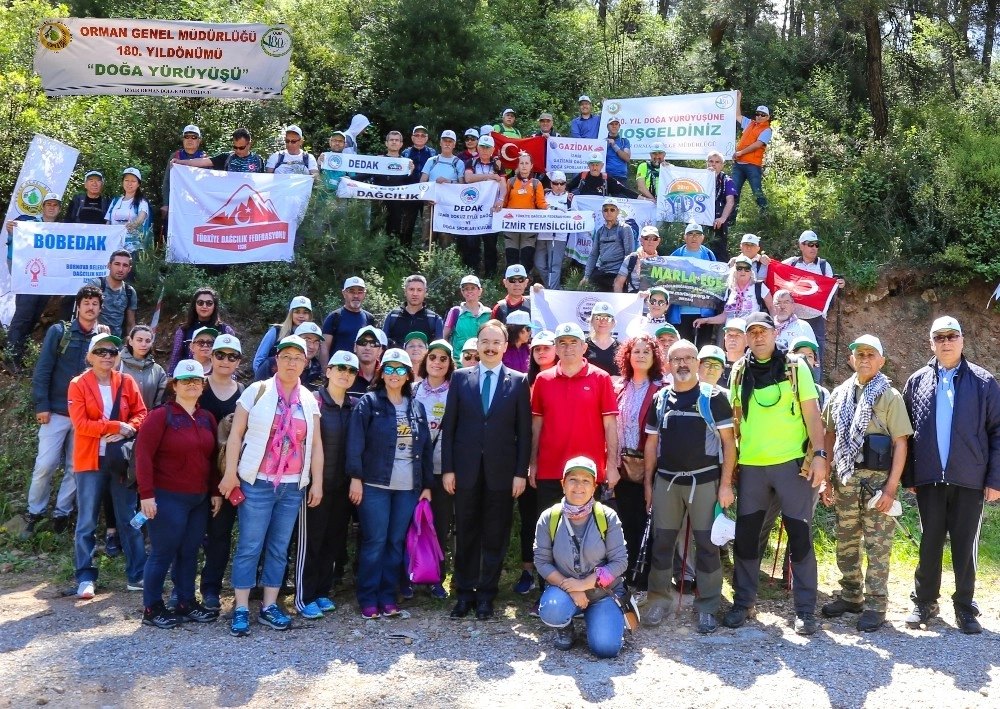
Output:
[814,449,828,459]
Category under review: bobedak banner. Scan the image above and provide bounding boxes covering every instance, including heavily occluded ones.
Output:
[544,137,605,174]
[322,153,414,176]
[11,223,126,294]
[596,91,738,160]
[492,209,595,234]
[656,165,717,227]
[167,164,311,264]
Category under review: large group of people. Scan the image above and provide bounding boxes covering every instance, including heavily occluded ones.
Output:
[8,95,999,660]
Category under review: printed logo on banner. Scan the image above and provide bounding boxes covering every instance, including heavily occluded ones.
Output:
[662,178,710,218]
[575,295,600,324]
[327,154,343,170]
[25,258,47,286]
[16,181,48,215]
[387,161,406,172]
[605,102,622,115]
[460,188,479,203]
[260,27,292,57]
[38,22,73,51]
[715,94,735,109]
[192,185,288,251]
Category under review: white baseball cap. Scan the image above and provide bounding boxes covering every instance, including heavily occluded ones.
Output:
[288,295,312,312]
[182,124,201,137]
[711,513,736,546]
[276,334,307,354]
[505,264,528,279]
[549,171,567,182]
[412,125,429,134]
[328,350,360,369]
[698,345,726,364]
[88,333,121,353]
[460,275,482,288]
[464,128,480,138]
[478,135,495,148]
[799,229,820,244]
[440,129,457,140]
[684,222,704,235]
[343,276,366,290]
[849,334,884,356]
[294,322,324,340]
[741,233,761,245]
[755,105,770,116]
[578,95,593,103]
[640,225,660,238]
[930,316,962,336]
[355,325,388,347]
[531,330,556,348]
[506,310,533,327]
[461,338,479,352]
[587,152,604,164]
[42,193,62,204]
[212,334,242,353]
[285,124,304,138]
[649,142,666,153]
[501,108,515,116]
[588,302,615,321]
[480,125,494,137]
[724,318,747,333]
[554,322,585,341]
[382,348,413,369]
[122,167,142,181]
[563,456,598,479]
[173,359,206,380]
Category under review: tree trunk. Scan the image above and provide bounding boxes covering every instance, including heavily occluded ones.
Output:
[984,0,998,74]
[657,0,669,20]
[599,0,608,25]
[863,4,889,139]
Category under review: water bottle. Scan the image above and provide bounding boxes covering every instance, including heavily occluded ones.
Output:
[129,511,148,529]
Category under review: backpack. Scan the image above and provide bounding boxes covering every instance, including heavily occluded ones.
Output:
[793,256,830,277]
[653,385,723,463]
[223,152,264,172]
[427,155,462,182]
[67,194,111,224]
[507,176,540,199]
[99,276,137,312]
[638,162,659,196]
[493,297,530,323]
[270,151,315,173]
[109,196,152,232]
[578,171,609,195]
[624,254,641,293]
[56,321,74,356]
[548,501,609,541]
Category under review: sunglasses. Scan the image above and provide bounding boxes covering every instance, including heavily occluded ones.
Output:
[356,339,380,348]
[932,333,961,343]
[602,207,618,212]
[427,353,451,362]
[755,112,768,116]
[641,235,660,241]
[648,299,667,307]
[507,276,527,283]
[802,242,819,248]
[183,134,200,140]
[461,353,480,361]
[91,348,119,358]
[213,351,240,362]
[330,364,358,374]
[382,365,409,376]
[551,181,566,186]
[592,314,613,321]
[232,143,249,151]
[285,138,301,144]
[192,339,215,348]
[195,299,215,307]
[735,266,752,272]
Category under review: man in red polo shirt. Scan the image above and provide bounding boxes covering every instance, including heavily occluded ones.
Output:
[529,321,619,516]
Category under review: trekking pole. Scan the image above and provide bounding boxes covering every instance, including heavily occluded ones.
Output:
[631,509,654,585]
[770,520,785,582]
[859,478,919,547]
[677,515,692,613]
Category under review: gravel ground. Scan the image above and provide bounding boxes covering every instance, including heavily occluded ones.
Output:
[0,570,998,708]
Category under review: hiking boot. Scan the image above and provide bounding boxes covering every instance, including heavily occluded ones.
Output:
[19,513,43,540]
[697,612,718,634]
[643,604,665,627]
[513,570,536,595]
[231,606,251,637]
[143,601,182,629]
[821,597,864,618]
[258,603,291,630]
[105,532,121,558]
[956,608,982,635]
[51,515,70,534]
[795,612,818,636]
[905,601,939,629]
[857,610,885,632]
[553,623,575,651]
[177,601,219,623]
[722,606,755,629]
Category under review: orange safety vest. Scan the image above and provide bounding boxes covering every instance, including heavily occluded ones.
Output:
[735,118,770,167]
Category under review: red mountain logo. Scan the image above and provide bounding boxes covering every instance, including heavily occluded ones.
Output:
[193,184,288,251]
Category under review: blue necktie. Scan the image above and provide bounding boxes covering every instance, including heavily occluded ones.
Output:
[482,370,493,414]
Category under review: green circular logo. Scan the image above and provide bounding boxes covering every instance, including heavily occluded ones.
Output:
[261,27,292,58]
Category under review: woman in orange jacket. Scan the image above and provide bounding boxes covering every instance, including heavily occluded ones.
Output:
[502,152,548,272]
[69,333,148,599]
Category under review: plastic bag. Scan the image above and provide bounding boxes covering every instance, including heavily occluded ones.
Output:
[406,499,444,585]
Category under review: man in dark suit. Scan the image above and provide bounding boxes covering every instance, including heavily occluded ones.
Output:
[441,319,531,620]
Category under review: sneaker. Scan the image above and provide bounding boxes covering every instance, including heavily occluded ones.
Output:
[554,623,576,651]
[643,604,665,627]
[300,601,324,619]
[126,578,144,592]
[697,612,718,634]
[143,601,182,629]
[381,604,402,618]
[258,603,291,630]
[105,532,121,558]
[528,601,540,618]
[722,605,755,629]
[177,601,219,623]
[633,590,649,607]
[77,581,95,599]
[795,612,818,636]
[19,512,42,540]
[513,570,536,595]
[821,597,864,618]
[399,581,414,600]
[360,606,380,620]
[315,597,336,612]
[203,594,222,611]
[905,601,939,629]
[430,584,449,600]
[231,606,251,637]
[857,610,885,632]
[166,589,178,611]
[51,515,70,534]
[956,608,983,635]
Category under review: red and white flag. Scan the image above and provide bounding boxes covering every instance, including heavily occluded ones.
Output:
[491,133,547,171]
[765,261,839,319]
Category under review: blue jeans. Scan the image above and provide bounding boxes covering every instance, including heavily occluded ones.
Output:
[27,414,76,517]
[730,162,767,219]
[74,469,146,584]
[355,485,419,608]
[143,489,208,608]
[539,585,625,658]
[231,479,305,590]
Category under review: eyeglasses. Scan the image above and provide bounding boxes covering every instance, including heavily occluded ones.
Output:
[195,299,215,307]
[668,356,696,365]
[91,348,119,358]
[933,333,961,343]
[507,276,527,284]
[701,361,724,371]
[192,340,214,348]
[382,365,409,376]
[461,353,480,361]
[278,353,306,363]
[641,235,660,241]
[285,138,301,144]
[213,351,241,362]
[602,207,618,213]
[356,339,380,348]
[735,266,751,272]
[183,134,199,140]
[802,242,819,248]
[551,181,566,186]
[330,364,358,374]
[591,314,613,322]
[648,299,667,307]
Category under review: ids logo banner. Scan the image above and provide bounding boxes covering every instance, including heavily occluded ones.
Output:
[655,166,717,227]
[38,21,72,51]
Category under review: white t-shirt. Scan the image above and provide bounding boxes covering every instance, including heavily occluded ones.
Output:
[266,151,318,175]
[99,383,113,455]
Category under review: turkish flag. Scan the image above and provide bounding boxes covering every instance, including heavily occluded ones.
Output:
[765,260,839,319]
[491,133,547,171]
